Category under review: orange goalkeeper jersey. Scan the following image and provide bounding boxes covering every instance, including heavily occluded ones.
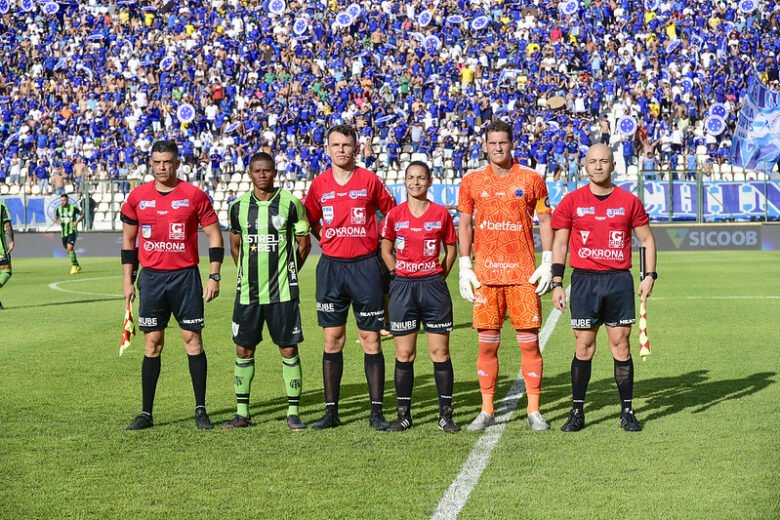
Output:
[458,163,551,285]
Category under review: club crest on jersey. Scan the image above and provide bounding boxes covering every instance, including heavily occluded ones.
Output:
[424,221,442,231]
[351,207,366,225]
[515,188,524,198]
[395,221,409,231]
[271,215,287,230]
[349,189,367,199]
[323,205,334,223]
[321,191,335,202]
[577,206,595,217]
[395,236,405,250]
[141,224,152,238]
[607,207,625,218]
[139,200,156,210]
[169,222,185,240]
[423,239,437,256]
[171,199,190,209]
[580,230,590,244]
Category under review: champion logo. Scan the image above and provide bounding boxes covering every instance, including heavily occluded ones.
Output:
[526,372,540,378]
[477,370,489,377]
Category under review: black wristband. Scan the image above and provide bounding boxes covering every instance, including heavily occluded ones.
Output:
[551,281,564,289]
[209,247,224,264]
[121,249,138,265]
[551,263,565,278]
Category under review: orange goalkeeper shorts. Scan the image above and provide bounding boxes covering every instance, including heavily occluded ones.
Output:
[473,284,541,330]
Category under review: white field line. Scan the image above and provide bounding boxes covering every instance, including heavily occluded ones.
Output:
[48,276,123,298]
[431,291,566,520]
[650,296,780,300]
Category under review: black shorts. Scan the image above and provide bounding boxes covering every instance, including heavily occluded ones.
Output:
[388,274,453,336]
[569,269,635,329]
[0,254,10,266]
[315,252,385,330]
[232,298,303,347]
[137,266,204,332]
[61,233,77,248]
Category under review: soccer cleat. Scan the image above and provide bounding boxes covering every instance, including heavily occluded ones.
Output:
[437,407,461,433]
[127,412,153,431]
[286,415,307,431]
[369,411,390,431]
[466,412,495,431]
[221,415,252,430]
[527,411,551,431]
[620,408,642,432]
[386,407,413,432]
[560,408,585,432]
[70,265,78,275]
[311,410,341,430]
[194,407,213,430]
[75,265,82,274]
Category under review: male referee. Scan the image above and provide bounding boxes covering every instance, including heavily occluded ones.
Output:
[121,140,224,431]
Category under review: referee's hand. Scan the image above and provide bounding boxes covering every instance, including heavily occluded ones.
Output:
[204,278,220,302]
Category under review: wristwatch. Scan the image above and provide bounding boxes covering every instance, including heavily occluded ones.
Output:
[551,281,564,289]
[643,271,658,280]
[208,273,221,282]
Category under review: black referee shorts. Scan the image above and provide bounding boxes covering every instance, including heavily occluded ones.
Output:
[569,269,635,329]
[388,274,453,336]
[315,252,385,330]
[137,266,204,332]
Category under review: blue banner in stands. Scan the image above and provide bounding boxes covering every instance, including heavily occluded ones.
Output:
[730,75,780,172]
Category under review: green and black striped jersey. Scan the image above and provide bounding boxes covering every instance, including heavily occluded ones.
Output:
[229,189,310,305]
[55,203,81,237]
[0,202,11,257]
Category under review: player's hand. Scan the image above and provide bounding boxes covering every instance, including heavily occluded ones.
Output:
[638,277,654,301]
[552,286,566,311]
[123,280,136,305]
[204,278,220,302]
[529,251,553,295]
[458,256,481,303]
[6,241,14,254]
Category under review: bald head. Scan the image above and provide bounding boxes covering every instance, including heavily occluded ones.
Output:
[585,143,614,163]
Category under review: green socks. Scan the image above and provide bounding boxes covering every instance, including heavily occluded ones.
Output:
[0,270,11,288]
[234,357,255,418]
[282,355,303,416]
[68,251,79,266]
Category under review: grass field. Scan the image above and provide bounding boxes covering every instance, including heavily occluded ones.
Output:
[1,251,778,519]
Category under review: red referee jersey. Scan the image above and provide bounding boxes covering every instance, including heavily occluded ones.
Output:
[552,185,649,271]
[121,181,218,270]
[304,167,396,258]
[381,201,457,277]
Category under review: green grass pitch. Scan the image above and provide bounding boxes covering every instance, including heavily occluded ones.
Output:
[1,251,778,519]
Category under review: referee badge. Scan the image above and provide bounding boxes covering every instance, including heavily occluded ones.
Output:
[141,224,152,238]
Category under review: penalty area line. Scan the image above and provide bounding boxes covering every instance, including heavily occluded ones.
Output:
[431,290,567,520]
[49,276,124,298]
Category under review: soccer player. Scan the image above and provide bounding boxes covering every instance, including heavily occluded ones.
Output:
[121,140,224,431]
[458,120,554,432]
[222,152,312,431]
[380,161,459,432]
[54,194,83,274]
[551,143,657,432]
[303,124,397,430]
[0,200,14,309]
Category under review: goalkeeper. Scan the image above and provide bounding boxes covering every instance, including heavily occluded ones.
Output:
[457,120,554,432]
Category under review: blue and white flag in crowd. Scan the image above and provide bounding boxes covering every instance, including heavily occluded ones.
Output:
[730,75,780,172]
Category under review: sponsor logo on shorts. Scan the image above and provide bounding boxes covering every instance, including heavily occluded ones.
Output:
[323,205,334,223]
[139,316,158,327]
[316,302,335,312]
[358,310,384,317]
[351,207,366,225]
[171,199,190,209]
[607,207,625,218]
[169,222,185,240]
[580,230,590,244]
[571,318,592,327]
[608,230,625,249]
[396,259,438,273]
[180,318,204,325]
[349,189,367,199]
[143,241,186,252]
[321,191,335,202]
[232,321,239,337]
[479,220,522,232]
[391,320,417,330]
[139,200,156,210]
[619,319,635,325]
[395,221,409,231]
[425,321,452,329]
[424,221,442,230]
[324,226,367,239]
[576,206,595,217]
[292,326,301,335]
[423,239,437,256]
[141,224,152,238]
[577,248,625,261]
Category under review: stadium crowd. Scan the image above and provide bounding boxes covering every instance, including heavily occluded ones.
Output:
[0,0,778,196]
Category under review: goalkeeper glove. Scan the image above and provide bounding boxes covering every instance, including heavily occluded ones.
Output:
[528,251,553,295]
[458,256,481,303]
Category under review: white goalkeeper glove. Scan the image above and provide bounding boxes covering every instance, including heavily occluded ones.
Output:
[458,256,481,303]
[529,251,553,295]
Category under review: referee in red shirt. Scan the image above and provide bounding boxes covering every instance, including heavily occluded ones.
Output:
[303,125,397,430]
[551,143,657,432]
[121,141,224,431]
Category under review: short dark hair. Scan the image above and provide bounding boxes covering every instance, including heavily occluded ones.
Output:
[484,120,513,141]
[151,140,179,157]
[248,151,274,168]
[327,124,357,145]
[405,160,431,179]
[60,194,69,200]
